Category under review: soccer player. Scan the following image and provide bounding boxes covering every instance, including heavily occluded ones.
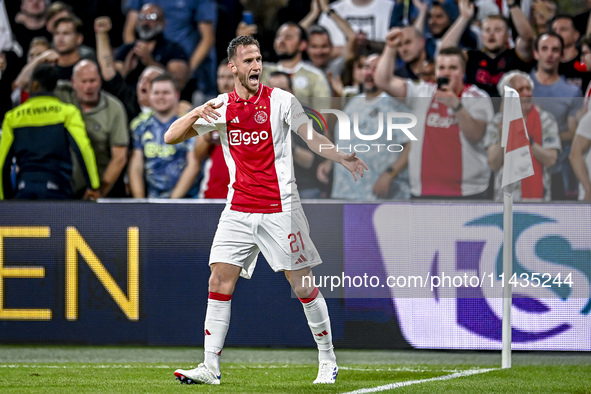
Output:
[164,35,367,385]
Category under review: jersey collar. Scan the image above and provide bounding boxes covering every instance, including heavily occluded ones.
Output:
[231,83,265,105]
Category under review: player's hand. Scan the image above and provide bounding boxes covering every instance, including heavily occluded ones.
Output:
[317,159,333,184]
[191,101,223,123]
[339,152,368,181]
[94,16,112,34]
[373,172,392,198]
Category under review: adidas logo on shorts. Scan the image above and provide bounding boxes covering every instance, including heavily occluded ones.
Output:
[295,254,307,264]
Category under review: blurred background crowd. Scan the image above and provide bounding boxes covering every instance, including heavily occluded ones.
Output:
[2,0,591,202]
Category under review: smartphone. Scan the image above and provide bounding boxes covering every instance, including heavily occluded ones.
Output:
[242,11,254,25]
[437,77,449,89]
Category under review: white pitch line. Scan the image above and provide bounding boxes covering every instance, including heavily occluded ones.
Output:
[341,368,497,394]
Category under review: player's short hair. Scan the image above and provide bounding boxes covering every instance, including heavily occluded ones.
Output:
[534,31,564,54]
[151,73,179,91]
[31,64,59,92]
[437,47,467,70]
[483,14,509,31]
[269,71,293,91]
[53,15,83,34]
[227,36,260,60]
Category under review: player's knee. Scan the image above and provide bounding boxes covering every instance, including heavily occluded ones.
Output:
[208,264,240,294]
[287,273,315,298]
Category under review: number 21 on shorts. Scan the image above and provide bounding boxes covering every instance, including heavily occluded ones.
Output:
[289,232,305,253]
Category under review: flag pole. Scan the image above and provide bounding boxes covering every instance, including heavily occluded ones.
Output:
[500,84,533,369]
[502,192,513,369]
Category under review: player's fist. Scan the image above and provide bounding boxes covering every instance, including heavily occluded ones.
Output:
[94,16,112,34]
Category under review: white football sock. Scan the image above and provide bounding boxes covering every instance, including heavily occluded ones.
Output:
[300,288,336,363]
[203,292,232,376]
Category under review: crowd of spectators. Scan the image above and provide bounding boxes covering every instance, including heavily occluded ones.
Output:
[2,0,591,202]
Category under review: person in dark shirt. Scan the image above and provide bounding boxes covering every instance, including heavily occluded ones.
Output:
[11,0,51,59]
[551,14,591,93]
[441,0,534,98]
[52,16,94,80]
[115,3,189,93]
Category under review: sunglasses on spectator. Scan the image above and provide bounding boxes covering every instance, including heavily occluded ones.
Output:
[138,13,159,21]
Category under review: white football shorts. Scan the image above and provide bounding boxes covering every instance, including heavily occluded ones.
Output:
[209,206,322,279]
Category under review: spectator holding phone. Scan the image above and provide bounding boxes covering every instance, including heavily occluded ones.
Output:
[375,27,494,199]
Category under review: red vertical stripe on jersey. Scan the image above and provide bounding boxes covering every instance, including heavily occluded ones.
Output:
[420,102,463,196]
[226,86,282,213]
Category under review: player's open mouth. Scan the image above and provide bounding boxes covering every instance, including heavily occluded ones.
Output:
[249,74,259,83]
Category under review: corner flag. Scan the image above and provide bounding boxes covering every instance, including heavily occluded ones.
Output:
[500,86,534,369]
[501,86,534,191]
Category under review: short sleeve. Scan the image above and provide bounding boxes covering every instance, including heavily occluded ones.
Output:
[288,94,308,133]
[192,96,226,136]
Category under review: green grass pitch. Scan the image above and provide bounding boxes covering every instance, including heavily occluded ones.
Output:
[0,346,589,393]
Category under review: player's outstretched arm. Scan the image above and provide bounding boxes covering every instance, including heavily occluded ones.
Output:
[296,124,368,180]
[164,101,222,145]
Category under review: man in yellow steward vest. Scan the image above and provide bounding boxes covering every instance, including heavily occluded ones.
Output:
[0,64,100,200]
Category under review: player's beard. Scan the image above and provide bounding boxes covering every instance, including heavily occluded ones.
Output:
[238,72,258,93]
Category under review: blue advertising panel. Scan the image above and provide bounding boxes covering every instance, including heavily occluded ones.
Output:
[344,203,591,351]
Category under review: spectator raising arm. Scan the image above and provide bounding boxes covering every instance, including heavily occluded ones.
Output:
[440,0,474,50]
[508,0,534,61]
[412,0,428,36]
[374,28,408,98]
[94,16,116,81]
